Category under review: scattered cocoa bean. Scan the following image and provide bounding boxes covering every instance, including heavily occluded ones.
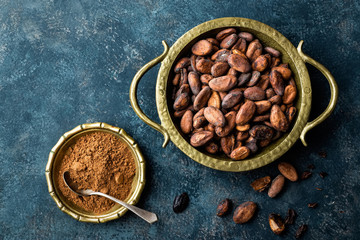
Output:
[269,213,285,235]
[173,192,189,213]
[278,162,298,182]
[216,198,232,217]
[250,176,271,192]
[268,175,285,198]
[233,201,257,224]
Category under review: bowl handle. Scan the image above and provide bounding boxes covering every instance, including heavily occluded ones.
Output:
[297,40,339,146]
[130,41,170,148]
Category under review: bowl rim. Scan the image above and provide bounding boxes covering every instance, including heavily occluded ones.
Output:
[156,17,312,172]
[45,122,146,223]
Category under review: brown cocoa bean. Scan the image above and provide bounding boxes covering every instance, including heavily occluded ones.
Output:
[280,104,286,112]
[227,53,251,73]
[206,38,219,46]
[220,134,235,155]
[246,39,263,62]
[205,141,219,154]
[286,106,297,123]
[174,57,190,73]
[216,198,231,217]
[188,71,201,95]
[191,40,213,56]
[253,114,270,122]
[196,58,214,74]
[220,33,238,49]
[215,111,236,137]
[244,86,266,100]
[193,86,211,111]
[179,68,188,86]
[204,106,226,127]
[236,124,250,131]
[282,85,297,104]
[180,110,193,134]
[230,146,250,160]
[245,136,258,153]
[190,54,197,72]
[278,162,298,182]
[193,108,206,129]
[222,88,243,109]
[249,125,274,140]
[200,74,213,85]
[236,131,249,141]
[190,130,214,147]
[207,91,221,109]
[272,66,292,80]
[255,100,272,114]
[227,67,238,77]
[233,201,257,224]
[247,71,261,87]
[231,38,247,53]
[172,73,180,86]
[270,70,285,96]
[268,175,285,198]
[266,88,276,99]
[270,57,281,68]
[238,32,254,42]
[209,75,237,91]
[173,93,190,110]
[251,176,271,192]
[238,72,252,86]
[270,105,289,132]
[269,213,285,235]
[269,95,282,105]
[255,74,270,90]
[211,49,230,62]
[216,28,236,41]
[236,100,256,125]
[265,47,281,57]
[252,54,269,72]
[211,62,230,77]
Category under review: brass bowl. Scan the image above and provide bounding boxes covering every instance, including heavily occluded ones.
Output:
[45,122,145,223]
[130,17,338,172]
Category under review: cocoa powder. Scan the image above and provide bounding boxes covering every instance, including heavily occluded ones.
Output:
[56,131,136,214]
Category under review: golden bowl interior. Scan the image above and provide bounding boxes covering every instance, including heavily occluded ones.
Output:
[45,122,146,223]
[156,17,311,172]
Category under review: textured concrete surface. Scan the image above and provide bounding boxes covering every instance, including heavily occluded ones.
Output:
[0,0,359,239]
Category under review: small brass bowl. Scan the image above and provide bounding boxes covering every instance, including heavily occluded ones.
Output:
[45,122,145,223]
[130,17,338,172]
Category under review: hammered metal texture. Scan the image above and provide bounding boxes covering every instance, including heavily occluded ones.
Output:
[45,122,146,223]
[153,17,313,172]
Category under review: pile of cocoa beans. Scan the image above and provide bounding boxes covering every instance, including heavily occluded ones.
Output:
[171,28,297,160]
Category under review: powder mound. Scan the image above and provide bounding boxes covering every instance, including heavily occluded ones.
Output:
[57,131,136,214]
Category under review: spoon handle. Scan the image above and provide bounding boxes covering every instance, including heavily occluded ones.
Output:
[92,192,158,224]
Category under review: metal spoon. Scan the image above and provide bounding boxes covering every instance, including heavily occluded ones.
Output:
[63,171,158,224]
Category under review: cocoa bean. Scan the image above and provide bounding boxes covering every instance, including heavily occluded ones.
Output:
[216,28,236,41]
[205,141,219,154]
[227,67,238,77]
[188,71,201,95]
[211,49,230,62]
[193,108,206,129]
[247,71,261,87]
[272,66,292,80]
[253,114,270,122]
[220,134,235,155]
[270,70,285,96]
[236,131,249,141]
[255,100,272,114]
[244,86,266,100]
[209,75,237,91]
[268,174,285,198]
[190,130,214,147]
[200,74,213,85]
[249,125,274,140]
[269,214,285,235]
[215,111,236,137]
[269,95,282,105]
[180,110,193,134]
[270,105,289,132]
[266,88,276,99]
[236,124,250,131]
[196,58,214,74]
[264,47,281,57]
[236,100,256,125]
[251,176,271,192]
[227,53,251,73]
[245,137,258,153]
[211,61,230,77]
[192,40,213,56]
[252,54,269,72]
[204,106,226,127]
[278,162,298,182]
[173,93,190,110]
[233,201,257,224]
[238,32,254,42]
[206,38,219,46]
[220,33,238,49]
[216,198,231,217]
[286,106,297,123]
[231,38,247,53]
[222,88,243,109]
[238,72,252,86]
[193,86,211,111]
[172,73,181,85]
[246,39,262,62]
[174,57,190,73]
[282,85,297,104]
[230,146,250,160]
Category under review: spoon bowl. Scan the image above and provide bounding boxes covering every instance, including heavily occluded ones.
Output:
[63,171,158,224]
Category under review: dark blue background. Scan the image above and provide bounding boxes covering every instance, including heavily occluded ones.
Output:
[0,0,359,239]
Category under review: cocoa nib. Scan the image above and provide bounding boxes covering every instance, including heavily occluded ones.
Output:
[301,171,312,180]
[295,224,308,239]
[284,209,297,225]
